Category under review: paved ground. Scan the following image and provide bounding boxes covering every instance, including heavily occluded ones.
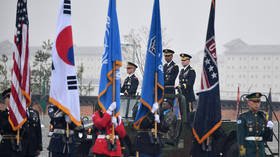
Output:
[39,115,279,157]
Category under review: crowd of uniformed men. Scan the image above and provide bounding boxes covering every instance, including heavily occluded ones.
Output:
[0,49,275,157]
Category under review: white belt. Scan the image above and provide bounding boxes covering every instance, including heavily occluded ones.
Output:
[53,129,74,135]
[97,135,119,140]
[245,136,263,141]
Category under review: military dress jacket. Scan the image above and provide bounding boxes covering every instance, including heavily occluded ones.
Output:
[121,74,139,97]
[22,108,42,156]
[91,111,126,157]
[163,61,179,97]
[237,110,273,157]
[179,65,196,103]
[0,109,15,156]
[48,105,78,155]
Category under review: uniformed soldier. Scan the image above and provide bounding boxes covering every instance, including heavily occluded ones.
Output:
[160,98,177,145]
[121,62,139,97]
[178,53,196,122]
[163,49,179,101]
[47,104,79,157]
[0,88,23,157]
[22,105,43,157]
[237,92,274,157]
[91,102,127,157]
[135,102,167,157]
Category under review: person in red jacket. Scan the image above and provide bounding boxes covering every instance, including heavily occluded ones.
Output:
[91,102,127,157]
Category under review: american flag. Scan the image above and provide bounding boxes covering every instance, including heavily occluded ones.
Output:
[192,0,221,144]
[9,0,30,130]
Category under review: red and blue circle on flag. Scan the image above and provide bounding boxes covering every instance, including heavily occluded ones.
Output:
[56,26,75,66]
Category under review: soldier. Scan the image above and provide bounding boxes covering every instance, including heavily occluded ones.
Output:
[178,53,196,123]
[163,49,179,102]
[135,102,168,157]
[121,62,139,97]
[47,104,79,157]
[0,88,23,157]
[22,105,43,157]
[160,98,177,145]
[91,102,128,157]
[237,92,274,157]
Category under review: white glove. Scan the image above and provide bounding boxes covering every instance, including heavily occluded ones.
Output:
[112,116,118,126]
[117,115,122,125]
[267,121,274,129]
[107,101,117,115]
[151,102,159,113]
[154,114,160,123]
[65,115,71,123]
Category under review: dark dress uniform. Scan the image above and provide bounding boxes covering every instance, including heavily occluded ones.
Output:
[179,65,196,123]
[237,110,273,157]
[163,60,179,100]
[135,109,170,157]
[179,65,196,104]
[48,105,78,157]
[0,108,18,157]
[121,74,139,97]
[0,89,23,157]
[22,107,42,157]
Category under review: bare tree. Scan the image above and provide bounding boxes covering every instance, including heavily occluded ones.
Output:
[122,26,171,77]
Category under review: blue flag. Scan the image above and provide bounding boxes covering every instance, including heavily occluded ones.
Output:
[134,0,164,129]
[98,0,122,114]
[192,0,222,144]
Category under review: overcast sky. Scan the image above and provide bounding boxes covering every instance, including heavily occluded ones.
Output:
[0,0,280,55]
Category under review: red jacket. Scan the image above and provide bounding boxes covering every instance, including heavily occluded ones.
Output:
[91,111,126,157]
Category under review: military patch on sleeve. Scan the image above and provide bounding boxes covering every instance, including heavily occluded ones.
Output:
[237,120,242,124]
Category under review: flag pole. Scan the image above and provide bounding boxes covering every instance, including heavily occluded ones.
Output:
[154,72,158,138]
[111,62,116,144]
[16,129,20,145]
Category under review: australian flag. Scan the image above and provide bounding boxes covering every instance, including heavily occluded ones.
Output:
[192,0,222,144]
[134,0,164,129]
[98,0,122,114]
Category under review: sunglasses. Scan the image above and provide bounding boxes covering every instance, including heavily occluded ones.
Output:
[126,67,133,69]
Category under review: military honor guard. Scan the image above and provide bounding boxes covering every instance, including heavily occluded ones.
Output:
[22,105,43,157]
[0,88,23,157]
[135,102,163,157]
[91,102,127,157]
[47,105,79,157]
[237,92,274,157]
[121,62,139,97]
[178,53,196,122]
[163,49,179,101]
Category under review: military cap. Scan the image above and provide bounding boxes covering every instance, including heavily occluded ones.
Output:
[180,53,192,61]
[246,92,262,101]
[163,98,173,106]
[127,62,138,69]
[1,88,11,100]
[163,49,175,56]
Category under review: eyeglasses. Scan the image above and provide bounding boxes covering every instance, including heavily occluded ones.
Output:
[126,67,133,69]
